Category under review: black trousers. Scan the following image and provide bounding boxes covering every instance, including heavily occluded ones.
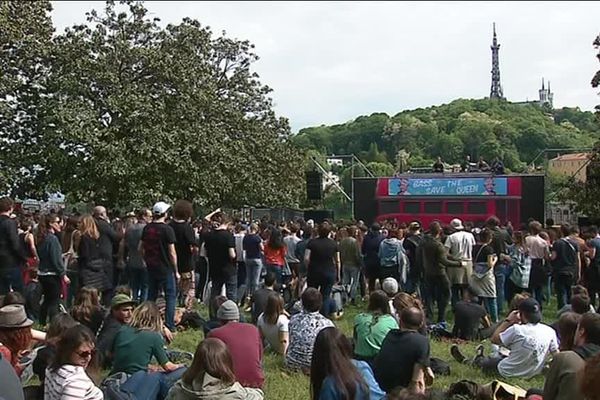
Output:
[39,275,62,325]
[424,274,451,323]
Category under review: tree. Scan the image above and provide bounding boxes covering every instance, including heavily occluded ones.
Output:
[40,0,304,208]
[0,1,54,198]
[594,34,600,119]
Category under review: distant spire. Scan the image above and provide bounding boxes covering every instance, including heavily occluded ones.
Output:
[542,77,545,90]
[547,80,551,91]
[490,23,504,99]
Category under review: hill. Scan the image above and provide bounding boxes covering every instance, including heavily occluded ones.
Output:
[292,98,600,172]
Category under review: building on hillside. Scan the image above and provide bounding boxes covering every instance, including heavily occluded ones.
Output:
[546,201,579,225]
[548,152,589,182]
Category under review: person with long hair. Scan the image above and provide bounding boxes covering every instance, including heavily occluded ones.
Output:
[556,312,581,351]
[354,290,399,361]
[44,324,103,400]
[166,338,264,400]
[62,215,81,307]
[71,287,105,335]
[18,217,38,286]
[36,213,70,326]
[0,305,34,376]
[470,229,499,323]
[257,292,289,355]
[111,301,184,399]
[311,327,385,400]
[263,227,287,285]
[169,200,198,311]
[79,214,112,304]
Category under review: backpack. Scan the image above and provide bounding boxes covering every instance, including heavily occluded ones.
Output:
[101,372,135,400]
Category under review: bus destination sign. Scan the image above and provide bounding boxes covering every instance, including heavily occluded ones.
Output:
[388,177,508,196]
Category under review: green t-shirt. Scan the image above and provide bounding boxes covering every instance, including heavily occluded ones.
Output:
[353,313,398,358]
[110,325,169,374]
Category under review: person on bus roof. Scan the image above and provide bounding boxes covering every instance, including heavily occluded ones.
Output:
[432,157,444,173]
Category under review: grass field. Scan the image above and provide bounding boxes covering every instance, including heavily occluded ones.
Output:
[169,298,558,399]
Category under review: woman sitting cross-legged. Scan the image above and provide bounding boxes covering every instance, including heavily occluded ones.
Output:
[353,290,399,362]
[44,324,103,400]
[166,337,264,400]
[110,301,186,400]
[311,326,385,400]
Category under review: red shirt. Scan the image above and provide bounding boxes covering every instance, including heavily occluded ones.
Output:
[263,243,286,267]
[208,322,264,388]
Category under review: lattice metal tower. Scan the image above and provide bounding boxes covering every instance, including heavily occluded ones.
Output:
[490,23,504,99]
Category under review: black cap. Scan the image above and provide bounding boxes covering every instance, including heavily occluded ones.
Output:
[518,298,542,323]
[371,222,381,231]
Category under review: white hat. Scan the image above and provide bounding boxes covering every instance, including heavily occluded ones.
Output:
[450,218,464,230]
[152,201,171,215]
[381,277,399,296]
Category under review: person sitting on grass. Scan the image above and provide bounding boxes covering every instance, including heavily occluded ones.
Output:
[311,326,385,400]
[556,312,581,351]
[286,288,334,373]
[452,286,491,341]
[250,272,277,324]
[392,293,427,336]
[381,277,399,317]
[580,352,600,400]
[451,298,558,378]
[166,337,264,400]
[543,312,600,400]
[71,286,105,335]
[353,290,398,362]
[96,293,135,369]
[257,292,289,355]
[207,300,264,389]
[0,304,34,377]
[373,307,431,394]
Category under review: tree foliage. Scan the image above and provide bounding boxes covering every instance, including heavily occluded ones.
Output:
[0,1,305,209]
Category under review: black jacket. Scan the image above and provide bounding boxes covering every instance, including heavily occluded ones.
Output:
[0,215,25,270]
[94,218,120,260]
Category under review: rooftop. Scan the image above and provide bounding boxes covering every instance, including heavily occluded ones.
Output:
[549,153,590,162]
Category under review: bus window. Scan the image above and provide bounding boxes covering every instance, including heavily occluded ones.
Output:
[404,202,420,214]
[467,202,487,214]
[424,202,442,214]
[446,202,464,214]
[380,199,399,214]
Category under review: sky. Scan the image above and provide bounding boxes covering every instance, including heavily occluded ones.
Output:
[50,1,600,132]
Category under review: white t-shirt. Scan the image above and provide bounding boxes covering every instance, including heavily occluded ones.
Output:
[44,365,104,400]
[257,313,289,354]
[234,233,245,262]
[445,231,476,260]
[498,323,558,378]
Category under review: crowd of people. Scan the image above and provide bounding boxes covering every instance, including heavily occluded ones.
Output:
[1,195,600,400]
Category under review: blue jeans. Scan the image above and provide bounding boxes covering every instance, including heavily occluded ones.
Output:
[129,267,148,303]
[482,296,498,323]
[210,271,238,304]
[245,258,262,298]
[0,267,24,295]
[554,273,574,310]
[0,268,14,295]
[120,368,186,400]
[147,270,177,330]
[342,265,361,301]
[266,264,283,285]
[494,264,509,315]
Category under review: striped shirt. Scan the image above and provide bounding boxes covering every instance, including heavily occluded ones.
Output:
[44,365,104,400]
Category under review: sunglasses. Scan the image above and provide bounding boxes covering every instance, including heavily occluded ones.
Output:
[76,349,96,359]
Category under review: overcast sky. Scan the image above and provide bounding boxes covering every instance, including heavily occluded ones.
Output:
[51,1,600,132]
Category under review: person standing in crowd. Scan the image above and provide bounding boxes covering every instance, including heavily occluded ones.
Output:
[263,227,287,285]
[126,208,152,303]
[243,223,264,308]
[204,211,237,305]
[470,229,499,322]
[420,221,461,324]
[169,200,198,311]
[551,224,581,310]
[44,325,103,400]
[167,338,264,400]
[584,226,600,311]
[284,224,302,292]
[96,293,136,369]
[362,223,384,295]
[311,327,385,400]
[353,290,399,362]
[339,225,363,305]
[485,216,513,316]
[78,215,112,305]
[525,221,550,307]
[305,222,340,300]
[234,223,247,305]
[61,215,81,307]
[19,218,38,287]
[93,206,121,305]
[403,222,424,295]
[286,288,334,373]
[208,300,264,388]
[444,218,476,308]
[295,228,313,298]
[451,298,558,378]
[378,228,405,284]
[0,197,27,295]
[141,201,179,332]
[373,307,431,394]
[37,214,70,326]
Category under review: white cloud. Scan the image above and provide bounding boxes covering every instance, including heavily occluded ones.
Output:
[50,1,600,131]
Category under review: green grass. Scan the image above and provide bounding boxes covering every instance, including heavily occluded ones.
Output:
[169,298,559,399]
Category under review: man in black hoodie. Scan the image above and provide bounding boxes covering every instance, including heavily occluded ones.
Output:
[0,197,26,295]
[361,223,384,293]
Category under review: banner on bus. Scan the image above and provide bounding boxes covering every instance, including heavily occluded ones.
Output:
[388,177,508,196]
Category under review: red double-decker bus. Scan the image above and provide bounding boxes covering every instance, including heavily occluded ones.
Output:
[353,173,545,227]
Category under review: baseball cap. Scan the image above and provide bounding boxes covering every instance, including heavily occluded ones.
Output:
[450,218,465,230]
[518,298,542,323]
[152,201,171,215]
[382,277,399,296]
[111,294,136,309]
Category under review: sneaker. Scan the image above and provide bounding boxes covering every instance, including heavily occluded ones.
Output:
[475,344,485,358]
[451,344,467,364]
